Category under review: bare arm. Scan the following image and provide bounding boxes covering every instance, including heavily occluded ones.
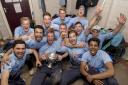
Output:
[1,71,10,85]
[57,51,68,61]
[72,42,86,48]
[29,49,42,66]
[92,62,114,80]
[2,49,13,63]
[112,13,127,35]
[85,6,102,35]
[80,61,90,77]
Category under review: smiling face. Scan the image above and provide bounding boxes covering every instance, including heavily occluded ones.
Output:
[69,31,77,45]
[59,9,66,20]
[74,23,83,35]
[60,24,67,33]
[13,44,26,58]
[88,39,100,56]
[43,15,51,27]
[21,20,30,32]
[34,28,43,42]
[47,32,54,45]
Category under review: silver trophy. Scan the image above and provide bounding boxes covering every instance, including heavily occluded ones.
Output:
[47,52,57,68]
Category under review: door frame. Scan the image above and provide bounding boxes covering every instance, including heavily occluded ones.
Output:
[0,0,34,39]
[0,1,12,38]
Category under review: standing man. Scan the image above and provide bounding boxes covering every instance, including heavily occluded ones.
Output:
[80,38,119,85]
[52,7,71,26]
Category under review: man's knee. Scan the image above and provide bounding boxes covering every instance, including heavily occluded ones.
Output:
[51,69,62,84]
[107,77,119,85]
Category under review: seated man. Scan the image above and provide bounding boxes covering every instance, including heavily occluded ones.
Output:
[1,40,41,85]
[25,25,47,75]
[60,30,88,85]
[31,29,68,85]
[14,17,34,41]
[80,38,119,85]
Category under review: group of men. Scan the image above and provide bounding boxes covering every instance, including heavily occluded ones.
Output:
[1,5,127,85]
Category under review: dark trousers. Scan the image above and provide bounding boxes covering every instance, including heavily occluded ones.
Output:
[84,67,119,85]
[60,66,81,85]
[84,77,119,85]
[25,54,35,70]
[9,70,25,85]
[31,63,62,85]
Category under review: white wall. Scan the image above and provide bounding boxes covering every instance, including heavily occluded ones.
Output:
[67,0,128,42]
[0,0,128,42]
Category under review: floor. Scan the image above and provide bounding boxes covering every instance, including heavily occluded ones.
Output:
[21,48,128,85]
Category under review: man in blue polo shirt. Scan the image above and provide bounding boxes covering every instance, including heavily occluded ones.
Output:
[80,38,118,85]
[25,25,47,49]
[31,29,68,85]
[60,30,87,85]
[14,17,34,41]
[1,40,41,85]
[51,7,71,26]
[25,25,47,75]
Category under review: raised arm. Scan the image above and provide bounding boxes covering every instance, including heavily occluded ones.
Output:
[85,6,102,35]
[112,13,127,35]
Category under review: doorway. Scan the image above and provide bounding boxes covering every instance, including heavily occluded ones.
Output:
[1,0,32,34]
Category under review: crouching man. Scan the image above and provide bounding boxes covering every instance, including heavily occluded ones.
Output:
[80,38,119,85]
[1,40,41,85]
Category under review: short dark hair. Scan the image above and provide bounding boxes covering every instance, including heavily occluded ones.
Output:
[34,25,44,34]
[60,23,67,28]
[74,21,82,26]
[13,40,26,48]
[88,38,100,46]
[43,12,51,18]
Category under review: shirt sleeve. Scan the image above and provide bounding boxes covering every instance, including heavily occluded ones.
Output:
[81,52,89,63]
[102,32,114,40]
[102,51,112,64]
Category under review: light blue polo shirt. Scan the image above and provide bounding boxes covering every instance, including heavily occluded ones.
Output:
[1,49,31,74]
[55,37,68,53]
[14,26,34,37]
[67,17,88,28]
[25,37,47,49]
[67,41,87,65]
[39,41,58,55]
[81,50,112,72]
[51,17,71,26]
[77,31,86,42]
[42,23,60,38]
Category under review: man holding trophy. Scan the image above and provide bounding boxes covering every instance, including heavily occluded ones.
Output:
[31,28,68,85]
